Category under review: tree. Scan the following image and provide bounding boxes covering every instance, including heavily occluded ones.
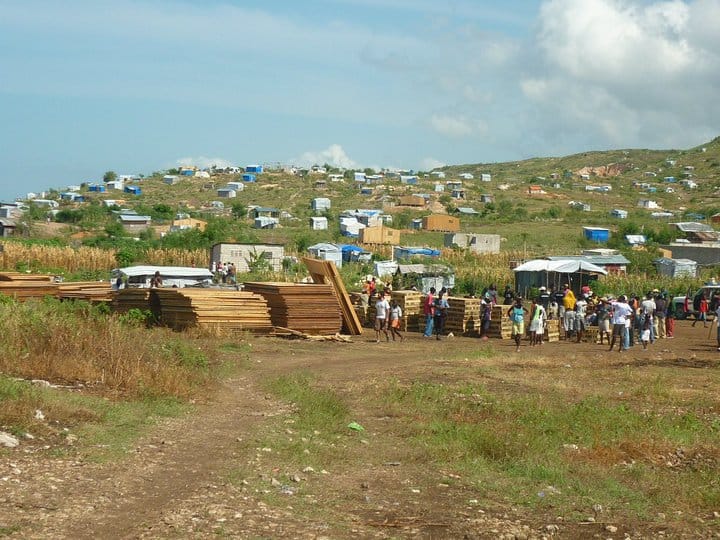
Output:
[103,171,117,183]
[231,203,247,219]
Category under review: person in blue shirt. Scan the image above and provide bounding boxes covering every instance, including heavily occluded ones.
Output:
[433,288,450,340]
[507,297,529,352]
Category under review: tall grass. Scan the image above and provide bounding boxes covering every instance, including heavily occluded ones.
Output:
[0,297,215,399]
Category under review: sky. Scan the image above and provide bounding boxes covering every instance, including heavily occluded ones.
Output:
[1,0,719,201]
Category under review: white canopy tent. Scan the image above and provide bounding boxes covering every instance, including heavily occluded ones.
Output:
[112,266,213,289]
[513,259,607,297]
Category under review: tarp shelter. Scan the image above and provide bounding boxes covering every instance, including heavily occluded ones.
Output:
[339,244,371,263]
[112,266,213,289]
[394,246,441,260]
[307,243,342,268]
[395,264,454,294]
[513,259,607,297]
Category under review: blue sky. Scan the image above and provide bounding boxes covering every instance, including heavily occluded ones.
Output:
[1,0,719,201]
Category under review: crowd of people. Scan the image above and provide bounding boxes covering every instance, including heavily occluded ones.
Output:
[210,261,237,284]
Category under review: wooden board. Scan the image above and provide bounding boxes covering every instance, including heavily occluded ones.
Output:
[301,257,363,335]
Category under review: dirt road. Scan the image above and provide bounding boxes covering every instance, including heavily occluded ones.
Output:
[1,321,719,539]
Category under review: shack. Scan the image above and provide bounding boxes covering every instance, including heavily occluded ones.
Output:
[307,243,343,268]
[395,263,455,294]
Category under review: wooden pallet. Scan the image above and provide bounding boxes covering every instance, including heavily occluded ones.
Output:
[57,281,115,303]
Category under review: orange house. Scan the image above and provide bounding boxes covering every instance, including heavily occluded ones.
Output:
[359,225,401,245]
[422,214,460,232]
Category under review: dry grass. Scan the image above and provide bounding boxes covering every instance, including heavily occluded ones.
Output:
[0,298,216,399]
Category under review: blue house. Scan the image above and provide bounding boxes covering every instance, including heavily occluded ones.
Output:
[245,164,263,174]
[242,173,256,182]
[583,227,610,243]
[124,186,142,195]
[88,184,106,193]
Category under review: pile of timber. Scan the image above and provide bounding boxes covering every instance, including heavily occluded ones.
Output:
[487,304,514,339]
[112,288,153,313]
[445,296,481,335]
[0,272,58,301]
[391,290,422,332]
[56,281,115,303]
[243,282,342,335]
[545,319,561,342]
[153,288,272,332]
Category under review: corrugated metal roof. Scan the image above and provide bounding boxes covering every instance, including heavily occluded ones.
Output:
[672,222,714,233]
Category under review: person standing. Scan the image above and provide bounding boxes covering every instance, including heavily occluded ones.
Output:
[434,289,450,340]
[538,286,551,311]
[389,299,404,342]
[528,298,546,346]
[479,296,492,340]
[609,295,633,352]
[507,297,528,352]
[562,284,576,340]
[665,296,676,338]
[596,299,612,345]
[503,285,515,306]
[150,271,163,288]
[692,293,709,328]
[374,293,391,343]
[640,292,656,343]
[423,287,436,337]
[574,295,588,343]
[654,292,667,339]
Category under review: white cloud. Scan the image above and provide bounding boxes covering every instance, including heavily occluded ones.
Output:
[294,144,359,169]
[430,114,474,137]
[176,156,234,169]
[420,157,446,171]
[519,0,720,148]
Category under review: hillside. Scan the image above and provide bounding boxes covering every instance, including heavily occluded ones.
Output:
[15,137,720,256]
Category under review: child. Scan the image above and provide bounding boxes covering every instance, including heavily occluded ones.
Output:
[528,298,546,346]
[507,297,528,352]
[389,299,404,342]
[641,313,652,349]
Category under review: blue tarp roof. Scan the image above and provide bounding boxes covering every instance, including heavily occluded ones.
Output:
[339,244,366,253]
[398,247,441,257]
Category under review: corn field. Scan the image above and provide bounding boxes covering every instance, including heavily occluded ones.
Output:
[0,243,210,273]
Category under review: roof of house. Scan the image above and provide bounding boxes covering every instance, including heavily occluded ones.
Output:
[547,254,630,265]
[672,222,714,233]
[456,207,479,215]
[119,214,152,223]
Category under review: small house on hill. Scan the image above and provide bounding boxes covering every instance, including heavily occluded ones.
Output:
[217,188,237,198]
[250,207,280,219]
[312,197,331,212]
[655,257,697,278]
[124,186,142,195]
[399,195,426,207]
[359,224,400,245]
[610,209,628,219]
[422,214,460,232]
[254,216,279,229]
[583,227,610,243]
[528,185,546,195]
[310,216,328,230]
[394,246,441,260]
[119,214,152,232]
[245,165,263,174]
[444,233,500,254]
[211,243,284,272]
[163,175,180,185]
[308,243,342,268]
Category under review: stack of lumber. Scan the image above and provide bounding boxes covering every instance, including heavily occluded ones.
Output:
[391,290,422,332]
[445,296,481,335]
[112,289,153,314]
[545,319,561,342]
[153,288,273,332]
[243,282,342,335]
[487,304,514,339]
[301,257,363,335]
[56,281,115,303]
[0,272,58,301]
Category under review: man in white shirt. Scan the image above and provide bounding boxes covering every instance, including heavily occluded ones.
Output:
[374,293,391,343]
[640,292,657,343]
[609,295,633,352]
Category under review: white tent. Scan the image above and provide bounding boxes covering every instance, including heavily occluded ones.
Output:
[112,266,213,289]
[513,259,607,275]
[513,259,607,297]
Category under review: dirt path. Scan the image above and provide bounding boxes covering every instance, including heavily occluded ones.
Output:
[1,323,719,538]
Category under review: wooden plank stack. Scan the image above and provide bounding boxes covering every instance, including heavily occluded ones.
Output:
[112,289,153,314]
[301,257,363,335]
[391,290,423,332]
[545,319,561,342]
[445,296,481,335]
[153,288,273,333]
[56,281,115,304]
[0,272,58,301]
[487,304,514,339]
[243,282,342,335]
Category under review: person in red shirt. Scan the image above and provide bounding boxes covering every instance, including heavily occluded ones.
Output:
[423,287,436,337]
[692,293,709,328]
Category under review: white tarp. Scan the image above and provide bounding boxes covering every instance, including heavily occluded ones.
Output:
[112,266,213,289]
[513,259,608,275]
